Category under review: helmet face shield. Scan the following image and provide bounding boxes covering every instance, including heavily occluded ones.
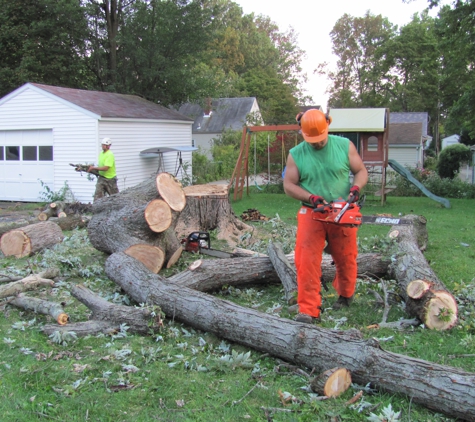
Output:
[300,109,330,143]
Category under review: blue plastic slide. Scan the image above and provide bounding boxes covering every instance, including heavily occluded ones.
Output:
[388,159,451,208]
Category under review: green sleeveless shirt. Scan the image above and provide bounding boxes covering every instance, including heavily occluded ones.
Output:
[290,135,351,203]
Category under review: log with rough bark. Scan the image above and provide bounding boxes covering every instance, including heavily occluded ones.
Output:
[87,173,187,271]
[105,251,475,421]
[175,184,252,245]
[388,215,458,330]
[52,215,89,231]
[0,273,56,299]
[310,367,352,398]
[10,295,68,325]
[43,284,162,336]
[0,221,64,258]
[168,253,390,293]
[267,241,297,304]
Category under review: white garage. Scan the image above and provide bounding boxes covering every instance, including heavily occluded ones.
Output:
[0,83,193,202]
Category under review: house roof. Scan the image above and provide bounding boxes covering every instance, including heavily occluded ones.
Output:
[177,97,257,133]
[389,112,428,136]
[30,83,192,121]
[388,122,422,145]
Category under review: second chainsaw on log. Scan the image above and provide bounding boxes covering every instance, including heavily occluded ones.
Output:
[181,232,233,258]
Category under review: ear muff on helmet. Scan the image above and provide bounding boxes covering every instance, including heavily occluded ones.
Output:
[296,112,304,126]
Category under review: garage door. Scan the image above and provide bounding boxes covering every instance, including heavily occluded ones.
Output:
[0,129,54,201]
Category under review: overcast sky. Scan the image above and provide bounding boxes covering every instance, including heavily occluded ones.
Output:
[235,0,446,108]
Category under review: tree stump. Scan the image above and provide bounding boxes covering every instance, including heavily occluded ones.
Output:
[175,184,251,245]
[310,367,352,397]
[388,215,458,330]
[0,221,64,258]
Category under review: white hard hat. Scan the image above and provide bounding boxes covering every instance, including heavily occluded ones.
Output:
[102,138,112,146]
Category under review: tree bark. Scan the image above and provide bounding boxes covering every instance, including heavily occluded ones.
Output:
[104,251,475,422]
[388,215,458,330]
[267,241,297,304]
[0,221,64,258]
[0,274,55,299]
[10,295,68,325]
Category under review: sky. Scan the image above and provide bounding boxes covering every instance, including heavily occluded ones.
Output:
[235,0,446,108]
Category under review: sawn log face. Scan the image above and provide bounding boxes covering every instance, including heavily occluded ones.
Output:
[105,252,475,421]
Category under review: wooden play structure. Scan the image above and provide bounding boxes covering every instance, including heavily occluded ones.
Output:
[229,108,390,204]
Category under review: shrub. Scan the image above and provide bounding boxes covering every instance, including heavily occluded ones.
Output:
[391,167,475,199]
[436,144,471,179]
[423,156,437,171]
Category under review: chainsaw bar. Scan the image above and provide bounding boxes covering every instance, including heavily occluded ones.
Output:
[362,215,412,225]
[197,247,234,259]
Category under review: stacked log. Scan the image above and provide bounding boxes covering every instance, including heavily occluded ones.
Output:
[38,202,67,221]
[0,221,64,258]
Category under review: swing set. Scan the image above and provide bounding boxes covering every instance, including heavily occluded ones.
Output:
[229,124,300,200]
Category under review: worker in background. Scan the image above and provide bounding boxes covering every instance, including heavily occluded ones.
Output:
[88,138,119,202]
[283,109,368,324]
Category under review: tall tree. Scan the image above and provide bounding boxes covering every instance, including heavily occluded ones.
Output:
[0,0,92,97]
[327,12,396,108]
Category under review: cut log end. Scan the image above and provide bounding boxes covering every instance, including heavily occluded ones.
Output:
[310,367,352,398]
[156,172,186,212]
[166,247,183,269]
[0,230,32,258]
[57,313,69,326]
[124,244,165,274]
[144,199,172,233]
[424,291,458,330]
[407,279,433,299]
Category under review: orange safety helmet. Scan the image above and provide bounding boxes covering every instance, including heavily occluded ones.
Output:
[298,109,332,144]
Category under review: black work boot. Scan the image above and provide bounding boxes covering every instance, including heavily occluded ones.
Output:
[294,313,320,324]
[332,295,354,310]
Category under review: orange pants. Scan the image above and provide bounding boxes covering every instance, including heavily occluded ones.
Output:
[295,206,359,318]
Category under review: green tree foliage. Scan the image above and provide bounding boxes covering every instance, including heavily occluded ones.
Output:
[0,0,92,97]
[436,144,471,179]
[327,12,396,107]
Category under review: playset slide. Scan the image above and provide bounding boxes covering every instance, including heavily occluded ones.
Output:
[387,159,451,208]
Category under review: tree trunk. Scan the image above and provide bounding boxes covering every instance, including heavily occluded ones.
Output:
[104,251,475,422]
[10,296,68,325]
[0,221,64,258]
[267,241,297,304]
[388,215,458,330]
[175,184,251,244]
[169,253,390,293]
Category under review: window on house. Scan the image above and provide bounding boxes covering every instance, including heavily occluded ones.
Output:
[368,136,379,152]
[0,147,4,160]
[23,146,37,161]
[6,146,20,161]
[39,146,53,161]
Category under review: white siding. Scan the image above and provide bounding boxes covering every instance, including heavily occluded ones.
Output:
[98,120,193,191]
[388,146,418,169]
[192,133,216,158]
[0,87,98,202]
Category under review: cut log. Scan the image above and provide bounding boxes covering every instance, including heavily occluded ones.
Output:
[166,246,183,269]
[388,215,458,330]
[53,215,89,231]
[310,367,352,398]
[156,172,186,212]
[176,184,252,245]
[9,295,68,325]
[267,241,297,304]
[0,221,64,258]
[407,279,433,299]
[104,251,475,421]
[144,199,172,233]
[53,202,67,218]
[168,253,390,293]
[0,274,55,299]
[43,284,163,337]
[38,204,57,221]
[124,244,165,273]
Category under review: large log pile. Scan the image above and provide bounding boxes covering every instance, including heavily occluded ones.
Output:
[87,173,252,272]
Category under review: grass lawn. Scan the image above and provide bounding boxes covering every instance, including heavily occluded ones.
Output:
[0,194,474,421]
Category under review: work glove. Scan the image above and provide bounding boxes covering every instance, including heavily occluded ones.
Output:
[348,185,360,203]
[309,194,325,207]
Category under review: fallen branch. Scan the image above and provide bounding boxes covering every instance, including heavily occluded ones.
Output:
[9,295,68,325]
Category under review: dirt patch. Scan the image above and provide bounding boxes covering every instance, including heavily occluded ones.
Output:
[0,203,42,234]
